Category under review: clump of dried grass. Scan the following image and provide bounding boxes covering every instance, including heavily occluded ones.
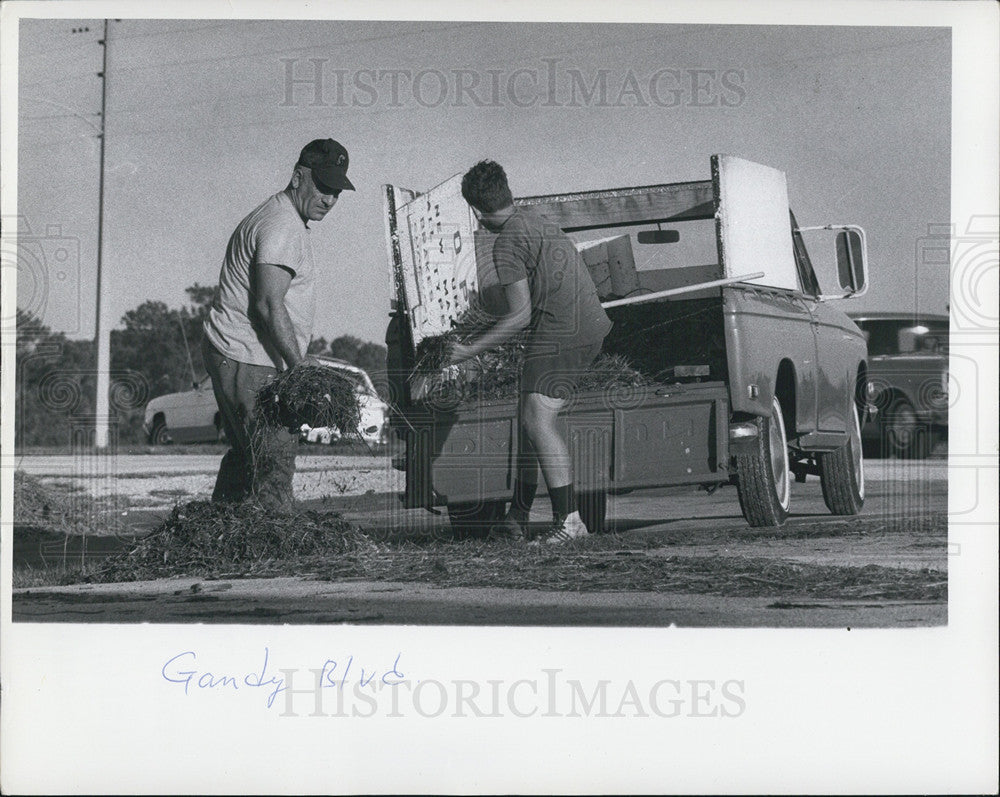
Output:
[12,470,120,537]
[91,500,377,583]
[412,309,649,403]
[81,365,373,583]
[255,364,361,435]
[413,331,460,374]
[575,353,650,392]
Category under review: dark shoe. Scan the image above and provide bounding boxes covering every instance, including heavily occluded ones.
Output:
[488,515,526,542]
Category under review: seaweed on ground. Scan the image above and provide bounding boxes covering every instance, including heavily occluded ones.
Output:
[80,366,371,583]
[91,500,378,583]
[316,542,947,601]
[12,470,122,537]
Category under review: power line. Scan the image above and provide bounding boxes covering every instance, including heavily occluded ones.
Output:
[19,28,694,135]
[18,71,102,90]
[753,31,951,70]
[19,111,102,122]
[16,22,483,91]
[110,20,265,40]
[98,22,489,76]
[20,39,101,61]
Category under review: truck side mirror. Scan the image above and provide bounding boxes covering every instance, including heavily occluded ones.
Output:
[796,223,869,299]
[836,229,866,295]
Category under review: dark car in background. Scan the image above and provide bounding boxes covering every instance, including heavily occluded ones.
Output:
[850,313,949,458]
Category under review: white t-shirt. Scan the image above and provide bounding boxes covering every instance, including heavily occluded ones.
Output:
[204,192,315,368]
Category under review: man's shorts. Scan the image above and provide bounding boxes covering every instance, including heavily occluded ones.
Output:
[521,339,603,398]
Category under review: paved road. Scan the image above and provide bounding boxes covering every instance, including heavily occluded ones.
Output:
[11,452,387,475]
[10,453,948,480]
[13,577,943,627]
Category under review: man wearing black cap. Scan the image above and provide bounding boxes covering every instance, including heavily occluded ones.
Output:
[202,138,354,513]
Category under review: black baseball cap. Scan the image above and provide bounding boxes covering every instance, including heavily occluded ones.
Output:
[297,138,355,193]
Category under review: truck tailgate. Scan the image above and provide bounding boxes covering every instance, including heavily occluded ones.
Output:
[404,382,729,507]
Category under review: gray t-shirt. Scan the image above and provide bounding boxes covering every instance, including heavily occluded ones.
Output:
[204,192,315,368]
[493,208,612,349]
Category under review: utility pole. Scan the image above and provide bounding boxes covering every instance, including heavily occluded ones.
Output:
[93,20,111,449]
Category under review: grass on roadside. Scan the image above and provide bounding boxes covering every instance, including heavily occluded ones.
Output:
[13,470,126,537]
[15,506,945,603]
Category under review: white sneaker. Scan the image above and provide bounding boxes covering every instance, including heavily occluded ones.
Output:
[530,511,589,545]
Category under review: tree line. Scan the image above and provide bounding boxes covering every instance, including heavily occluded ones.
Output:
[14,285,387,449]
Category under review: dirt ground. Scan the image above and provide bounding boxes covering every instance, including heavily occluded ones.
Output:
[11,453,947,627]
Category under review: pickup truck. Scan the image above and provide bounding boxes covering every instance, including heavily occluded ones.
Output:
[382,155,872,532]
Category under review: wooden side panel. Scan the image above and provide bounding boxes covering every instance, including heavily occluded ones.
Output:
[382,183,419,312]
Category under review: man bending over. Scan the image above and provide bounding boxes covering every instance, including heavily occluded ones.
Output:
[448,160,611,544]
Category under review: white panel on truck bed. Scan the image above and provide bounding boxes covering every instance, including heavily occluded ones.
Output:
[396,174,478,344]
[713,155,798,291]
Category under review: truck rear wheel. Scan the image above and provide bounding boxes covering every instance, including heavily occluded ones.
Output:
[819,404,865,515]
[447,500,507,540]
[735,396,791,527]
[577,490,608,535]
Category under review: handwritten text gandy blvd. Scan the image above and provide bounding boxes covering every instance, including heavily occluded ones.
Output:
[161,648,406,708]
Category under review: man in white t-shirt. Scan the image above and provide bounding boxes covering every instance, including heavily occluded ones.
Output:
[202,138,354,512]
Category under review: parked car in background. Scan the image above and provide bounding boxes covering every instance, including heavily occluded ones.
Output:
[143,356,388,445]
[849,312,949,458]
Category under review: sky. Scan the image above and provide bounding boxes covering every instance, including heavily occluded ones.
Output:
[15,19,951,344]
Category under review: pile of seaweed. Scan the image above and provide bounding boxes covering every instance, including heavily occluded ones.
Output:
[83,365,371,583]
[91,500,377,582]
[413,310,650,402]
[255,364,361,435]
[249,362,365,501]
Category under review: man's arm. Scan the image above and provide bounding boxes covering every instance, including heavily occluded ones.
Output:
[449,278,531,363]
[253,263,302,369]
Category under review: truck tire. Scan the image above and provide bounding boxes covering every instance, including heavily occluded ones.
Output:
[882,398,929,459]
[447,500,507,540]
[149,418,171,446]
[819,404,865,515]
[735,395,790,527]
[577,490,609,535]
